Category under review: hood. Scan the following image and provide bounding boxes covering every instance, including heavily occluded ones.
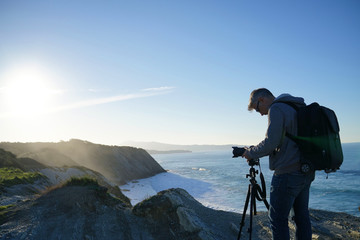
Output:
[273,93,306,107]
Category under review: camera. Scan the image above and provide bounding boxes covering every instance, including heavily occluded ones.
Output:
[232,146,260,166]
[232,146,246,158]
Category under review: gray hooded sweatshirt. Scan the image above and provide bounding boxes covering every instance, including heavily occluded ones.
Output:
[247,94,306,174]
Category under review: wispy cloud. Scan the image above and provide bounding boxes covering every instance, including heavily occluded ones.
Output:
[52,89,172,112]
[141,86,175,92]
[0,86,175,118]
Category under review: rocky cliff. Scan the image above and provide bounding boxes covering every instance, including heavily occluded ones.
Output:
[1,185,359,240]
[0,139,166,184]
[0,147,131,207]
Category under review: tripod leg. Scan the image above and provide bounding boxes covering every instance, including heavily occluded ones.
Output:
[253,194,257,215]
[253,186,258,216]
[237,184,251,240]
[249,185,256,240]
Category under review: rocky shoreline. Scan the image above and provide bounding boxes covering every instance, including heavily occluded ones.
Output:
[1,185,359,240]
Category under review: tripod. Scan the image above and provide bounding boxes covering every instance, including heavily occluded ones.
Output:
[237,160,269,240]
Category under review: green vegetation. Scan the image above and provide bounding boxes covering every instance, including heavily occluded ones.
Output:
[0,167,45,187]
[0,205,14,211]
[63,176,99,187]
[0,204,14,224]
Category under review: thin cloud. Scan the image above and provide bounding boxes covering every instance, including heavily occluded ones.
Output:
[52,91,163,112]
[141,86,175,92]
[0,87,174,118]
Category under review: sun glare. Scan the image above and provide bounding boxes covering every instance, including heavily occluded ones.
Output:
[1,63,59,118]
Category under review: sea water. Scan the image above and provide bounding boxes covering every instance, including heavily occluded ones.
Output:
[120,143,360,217]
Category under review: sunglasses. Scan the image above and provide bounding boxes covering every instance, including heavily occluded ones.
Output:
[255,100,260,112]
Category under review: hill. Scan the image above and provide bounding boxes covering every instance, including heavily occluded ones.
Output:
[0,148,46,170]
[0,147,131,207]
[0,139,165,184]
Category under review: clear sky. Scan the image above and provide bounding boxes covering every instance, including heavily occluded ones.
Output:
[0,0,359,146]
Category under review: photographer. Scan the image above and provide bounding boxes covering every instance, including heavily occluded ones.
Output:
[242,88,315,240]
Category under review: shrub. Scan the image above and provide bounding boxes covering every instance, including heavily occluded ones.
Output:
[63,176,99,187]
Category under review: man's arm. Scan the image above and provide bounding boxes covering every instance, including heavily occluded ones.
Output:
[242,105,285,160]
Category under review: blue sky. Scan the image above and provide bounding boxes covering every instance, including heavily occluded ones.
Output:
[0,0,359,145]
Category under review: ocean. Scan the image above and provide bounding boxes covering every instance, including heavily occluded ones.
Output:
[120,143,360,217]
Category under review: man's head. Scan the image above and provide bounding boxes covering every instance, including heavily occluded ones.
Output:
[248,88,275,115]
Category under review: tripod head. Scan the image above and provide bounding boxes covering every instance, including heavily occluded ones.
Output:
[247,158,260,167]
[246,159,260,180]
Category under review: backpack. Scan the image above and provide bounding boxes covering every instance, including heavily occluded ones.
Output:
[277,101,343,174]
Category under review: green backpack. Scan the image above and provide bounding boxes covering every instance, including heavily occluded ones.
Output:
[277,101,343,174]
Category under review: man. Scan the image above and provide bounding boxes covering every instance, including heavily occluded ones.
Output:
[242,88,315,240]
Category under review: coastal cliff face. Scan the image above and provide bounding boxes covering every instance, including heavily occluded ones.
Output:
[0,139,166,184]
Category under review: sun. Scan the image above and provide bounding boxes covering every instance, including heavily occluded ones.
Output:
[1,63,59,118]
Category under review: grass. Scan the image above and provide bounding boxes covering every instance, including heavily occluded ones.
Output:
[0,205,14,211]
[63,176,99,187]
[0,204,14,224]
[0,167,45,188]
[62,176,110,199]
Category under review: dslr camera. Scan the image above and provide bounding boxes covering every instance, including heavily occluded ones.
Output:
[232,146,259,166]
[232,146,246,158]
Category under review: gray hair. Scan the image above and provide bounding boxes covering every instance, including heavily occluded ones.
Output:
[248,88,274,111]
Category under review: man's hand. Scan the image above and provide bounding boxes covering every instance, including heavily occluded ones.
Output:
[242,149,252,160]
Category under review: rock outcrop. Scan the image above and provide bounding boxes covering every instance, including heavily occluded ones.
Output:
[1,186,359,240]
[1,184,146,239]
[133,188,240,239]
